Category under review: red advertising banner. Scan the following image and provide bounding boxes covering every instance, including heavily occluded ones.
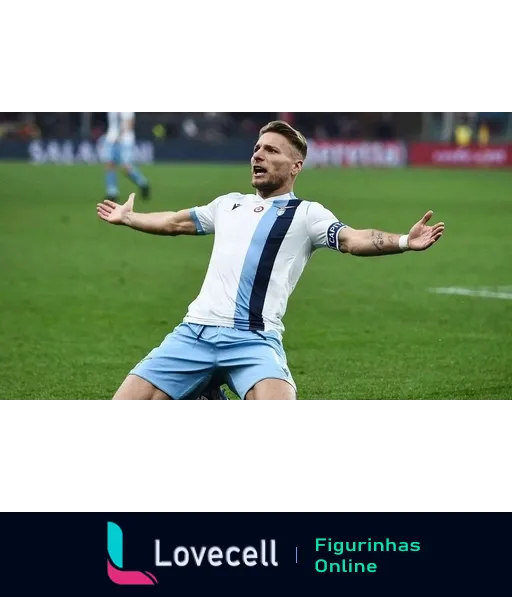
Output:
[305,140,407,168]
[409,143,512,168]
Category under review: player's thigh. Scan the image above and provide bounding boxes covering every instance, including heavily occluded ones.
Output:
[119,142,134,167]
[219,329,296,400]
[128,323,215,400]
[245,378,296,400]
[113,374,171,400]
[100,140,118,165]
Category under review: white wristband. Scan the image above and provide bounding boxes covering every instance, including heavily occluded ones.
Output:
[398,235,410,251]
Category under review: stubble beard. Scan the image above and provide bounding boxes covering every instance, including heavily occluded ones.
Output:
[251,174,285,196]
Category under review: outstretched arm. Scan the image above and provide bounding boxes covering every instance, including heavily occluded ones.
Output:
[338,211,445,256]
[96,193,197,236]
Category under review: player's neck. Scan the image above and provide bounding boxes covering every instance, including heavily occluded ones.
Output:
[257,186,294,200]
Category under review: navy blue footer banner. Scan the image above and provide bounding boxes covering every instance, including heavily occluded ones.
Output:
[1,513,510,596]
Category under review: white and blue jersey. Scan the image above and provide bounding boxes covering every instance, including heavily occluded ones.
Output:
[101,112,135,165]
[129,190,346,398]
[184,191,346,337]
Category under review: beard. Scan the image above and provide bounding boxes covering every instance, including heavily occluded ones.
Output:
[251,173,285,195]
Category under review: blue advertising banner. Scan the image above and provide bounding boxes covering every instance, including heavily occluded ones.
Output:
[0,138,257,164]
[0,138,409,167]
[0,139,154,164]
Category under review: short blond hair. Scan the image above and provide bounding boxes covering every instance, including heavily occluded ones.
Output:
[259,120,308,160]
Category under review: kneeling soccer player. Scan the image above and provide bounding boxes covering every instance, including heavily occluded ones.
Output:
[97,121,444,400]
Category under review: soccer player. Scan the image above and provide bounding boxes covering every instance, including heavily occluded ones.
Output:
[102,112,150,202]
[96,121,445,400]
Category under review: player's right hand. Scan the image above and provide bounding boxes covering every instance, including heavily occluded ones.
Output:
[96,193,135,225]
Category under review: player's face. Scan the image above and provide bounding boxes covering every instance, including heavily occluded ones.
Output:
[251,132,302,195]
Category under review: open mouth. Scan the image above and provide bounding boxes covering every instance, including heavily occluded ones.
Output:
[253,165,267,176]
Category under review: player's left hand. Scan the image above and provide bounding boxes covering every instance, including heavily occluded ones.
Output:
[407,211,445,251]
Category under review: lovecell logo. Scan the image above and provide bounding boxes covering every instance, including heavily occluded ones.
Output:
[107,521,278,585]
[107,522,158,585]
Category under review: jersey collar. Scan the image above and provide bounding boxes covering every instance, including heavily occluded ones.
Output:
[255,191,297,205]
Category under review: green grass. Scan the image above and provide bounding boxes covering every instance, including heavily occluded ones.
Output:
[1,163,511,399]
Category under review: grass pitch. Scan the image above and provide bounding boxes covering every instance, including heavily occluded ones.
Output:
[1,163,511,399]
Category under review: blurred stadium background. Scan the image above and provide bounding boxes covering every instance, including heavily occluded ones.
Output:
[1,112,511,399]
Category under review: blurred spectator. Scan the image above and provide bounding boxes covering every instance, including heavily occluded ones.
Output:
[478,112,508,136]
[18,118,41,139]
[0,113,40,139]
[239,118,258,136]
[313,123,329,140]
[373,113,396,140]
[203,112,232,142]
[335,115,360,139]
[152,124,167,140]
[2,112,508,143]
[91,120,105,141]
[454,115,472,146]
[182,117,199,138]
[0,113,19,138]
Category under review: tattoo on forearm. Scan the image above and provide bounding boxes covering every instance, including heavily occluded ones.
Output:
[371,230,384,252]
[388,235,395,246]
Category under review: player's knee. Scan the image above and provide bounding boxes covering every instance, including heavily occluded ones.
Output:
[246,379,296,400]
[113,374,170,400]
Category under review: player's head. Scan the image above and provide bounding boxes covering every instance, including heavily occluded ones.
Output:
[251,121,307,196]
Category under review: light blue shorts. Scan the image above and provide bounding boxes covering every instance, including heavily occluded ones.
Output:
[129,323,296,400]
[101,140,134,166]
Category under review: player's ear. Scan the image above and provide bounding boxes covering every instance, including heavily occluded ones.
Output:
[292,160,303,176]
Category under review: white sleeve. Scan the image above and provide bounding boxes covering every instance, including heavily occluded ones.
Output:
[121,112,135,121]
[306,201,348,250]
[189,196,223,235]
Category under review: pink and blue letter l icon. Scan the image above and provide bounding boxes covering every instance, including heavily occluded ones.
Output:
[107,522,157,585]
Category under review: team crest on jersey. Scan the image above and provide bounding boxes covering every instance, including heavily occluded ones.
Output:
[254,206,264,213]
[277,208,286,216]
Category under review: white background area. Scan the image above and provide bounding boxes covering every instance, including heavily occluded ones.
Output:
[384,480,489,504]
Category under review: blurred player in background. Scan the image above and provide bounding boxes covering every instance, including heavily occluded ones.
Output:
[97,120,445,400]
[102,112,150,202]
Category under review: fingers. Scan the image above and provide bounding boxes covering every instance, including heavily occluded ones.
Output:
[97,195,131,223]
[96,208,110,221]
[97,204,109,215]
[413,229,444,250]
[97,203,113,218]
[97,201,113,213]
[126,193,135,210]
[420,210,433,224]
[97,209,110,219]
[424,230,444,248]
